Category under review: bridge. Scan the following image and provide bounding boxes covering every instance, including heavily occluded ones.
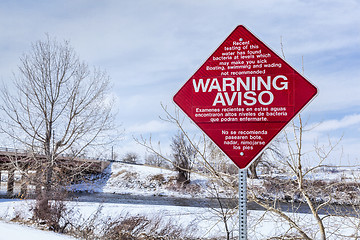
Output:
[0,147,111,196]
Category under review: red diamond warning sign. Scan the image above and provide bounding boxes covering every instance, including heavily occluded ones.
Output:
[173,25,318,169]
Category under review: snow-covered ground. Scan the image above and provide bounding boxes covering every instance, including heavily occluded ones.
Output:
[0,199,358,239]
[71,162,360,206]
[72,162,212,198]
[0,199,229,239]
[1,163,360,239]
[0,199,76,240]
[0,221,76,240]
[4,162,360,200]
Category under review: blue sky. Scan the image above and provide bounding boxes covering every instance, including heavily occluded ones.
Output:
[0,0,359,165]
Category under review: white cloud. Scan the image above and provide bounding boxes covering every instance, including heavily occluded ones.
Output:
[127,120,174,134]
[312,114,360,132]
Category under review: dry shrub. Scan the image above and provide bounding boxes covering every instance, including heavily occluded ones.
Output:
[10,208,27,224]
[69,205,104,240]
[93,211,200,240]
[164,181,202,196]
[267,235,304,240]
[32,190,74,233]
[149,174,166,183]
[102,214,151,239]
[111,169,128,179]
[123,171,139,182]
[66,205,198,240]
[260,177,297,201]
[6,201,200,239]
[101,213,190,240]
[259,176,360,205]
[183,182,201,194]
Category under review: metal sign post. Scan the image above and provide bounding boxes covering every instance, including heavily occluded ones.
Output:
[239,169,247,240]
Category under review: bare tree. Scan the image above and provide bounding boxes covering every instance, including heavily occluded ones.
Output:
[145,153,167,168]
[0,35,115,220]
[206,141,238,176]
[170,131,196,183]
[248,115,344,239]
[248,139,284,179]
[122,152,139,164]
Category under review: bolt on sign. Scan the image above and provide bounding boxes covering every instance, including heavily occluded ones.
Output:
[173,25,318,169]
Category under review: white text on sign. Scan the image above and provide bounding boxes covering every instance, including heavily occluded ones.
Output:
[192,75,288,106]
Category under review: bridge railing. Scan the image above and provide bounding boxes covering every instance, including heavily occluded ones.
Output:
[0,147,30,154]
[0,146,115,162]
[0,146,146,170]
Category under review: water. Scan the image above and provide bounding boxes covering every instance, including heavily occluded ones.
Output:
[2,191,359,217]
[70,192,360,217]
